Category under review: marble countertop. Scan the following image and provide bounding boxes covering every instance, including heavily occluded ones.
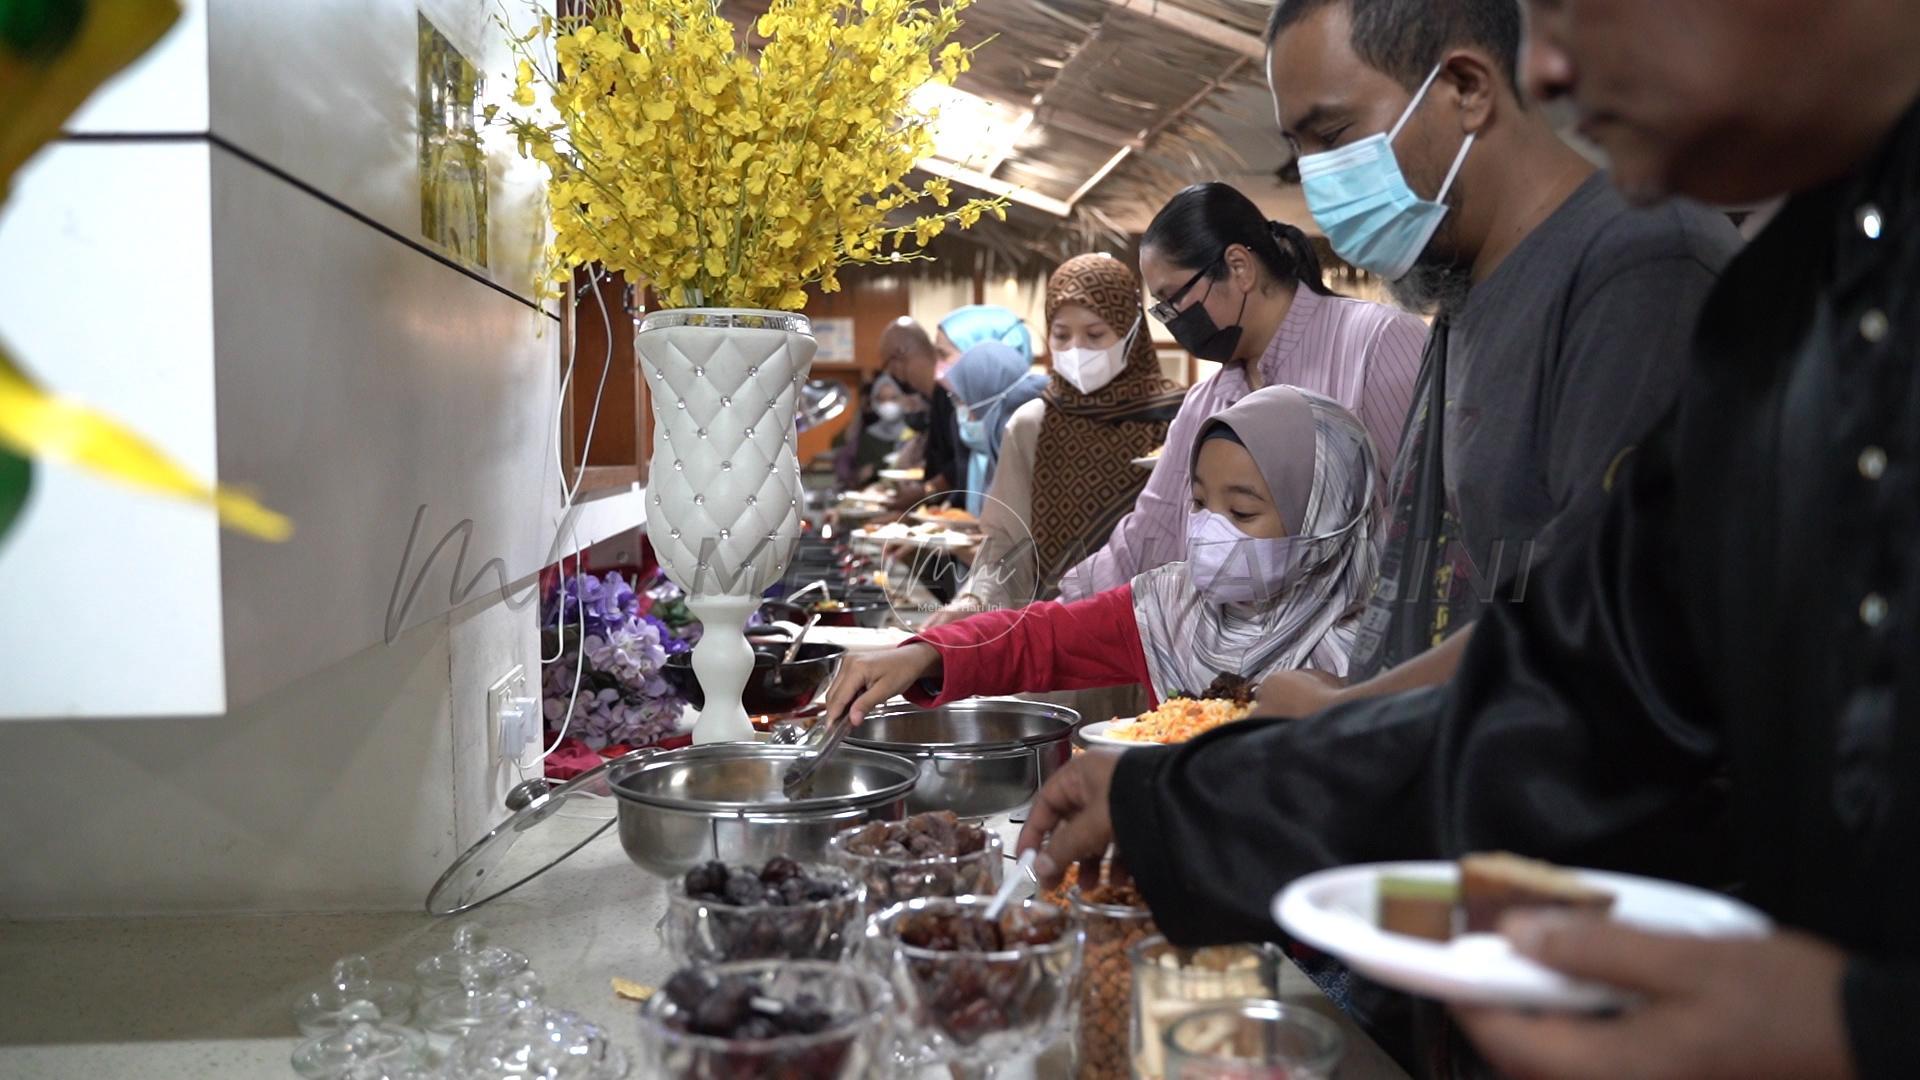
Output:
[0,802,1408,1079]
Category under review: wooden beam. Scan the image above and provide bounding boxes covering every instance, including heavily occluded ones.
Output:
[1099,0,1266,60]
[1067,145,1133,207]
[916,157,1073,218]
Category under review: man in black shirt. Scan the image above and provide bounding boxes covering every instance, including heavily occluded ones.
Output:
[1020,0,1920,1075]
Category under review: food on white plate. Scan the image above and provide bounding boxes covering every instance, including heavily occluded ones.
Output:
[1280,859,1763,1010]
[1373,853,1616,941]
[860,521,973,545]
[1458,851,1616,933]
[1377,874,1460,942]
[1104,697,1254,745]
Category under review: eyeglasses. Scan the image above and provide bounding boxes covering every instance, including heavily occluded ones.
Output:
[1148,256,1222,323]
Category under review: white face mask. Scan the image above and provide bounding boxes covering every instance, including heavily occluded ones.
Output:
[1051,315,1141,395]
[1185,509,1318,606]
[873,400,905,423]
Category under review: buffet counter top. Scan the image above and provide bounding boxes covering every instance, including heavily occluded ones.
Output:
[0,808,1408,1078]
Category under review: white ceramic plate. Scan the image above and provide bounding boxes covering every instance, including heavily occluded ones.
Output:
[1076,719,1156,751]
[878,468,925,482]
[1274,861,1771,1010]
[1131,455,1160,470]
[854,526,976,550]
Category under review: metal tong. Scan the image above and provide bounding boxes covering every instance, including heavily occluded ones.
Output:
[780,704,854,797]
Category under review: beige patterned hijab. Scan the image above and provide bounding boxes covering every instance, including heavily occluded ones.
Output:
[1030,254,1186,595]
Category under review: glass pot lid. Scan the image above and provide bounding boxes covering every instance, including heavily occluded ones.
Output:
[425,748,657,916]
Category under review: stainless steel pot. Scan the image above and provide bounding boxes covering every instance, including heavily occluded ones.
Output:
[610,743,918,877]
[847,700,1077,819]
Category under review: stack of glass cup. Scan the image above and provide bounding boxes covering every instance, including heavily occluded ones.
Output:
[286,922,628,1080]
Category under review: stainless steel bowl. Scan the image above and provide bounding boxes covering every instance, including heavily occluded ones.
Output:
[610,744,919,877]
[847,700,1078,818]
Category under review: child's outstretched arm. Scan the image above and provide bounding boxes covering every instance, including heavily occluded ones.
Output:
[822,642,943,725]
[822,585,1149,726]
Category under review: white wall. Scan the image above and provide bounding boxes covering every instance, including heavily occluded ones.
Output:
[0,142,225,716]
[0,0,646,914]
[0,595,466,917]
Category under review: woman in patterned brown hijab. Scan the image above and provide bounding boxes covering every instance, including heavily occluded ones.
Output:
[931,253,1185,623]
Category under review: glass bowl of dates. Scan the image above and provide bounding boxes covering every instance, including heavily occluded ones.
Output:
[638,960,892,1080]
[864,896,1084,1072]
[667,857,865,965]
[828,811,1003,910]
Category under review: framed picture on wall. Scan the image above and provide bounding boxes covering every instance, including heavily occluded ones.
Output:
[812,316,855,364]
[417,13,489,268]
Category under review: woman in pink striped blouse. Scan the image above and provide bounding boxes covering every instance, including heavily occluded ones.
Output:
[1058,182,1429,601]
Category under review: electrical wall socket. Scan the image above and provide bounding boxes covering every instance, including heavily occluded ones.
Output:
[487,665,532,763]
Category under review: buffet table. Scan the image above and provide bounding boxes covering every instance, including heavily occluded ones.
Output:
[0,808,1409,1078]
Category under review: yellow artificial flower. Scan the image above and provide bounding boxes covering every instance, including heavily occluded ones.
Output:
[498,0,1005,311]
[513,59,536,106]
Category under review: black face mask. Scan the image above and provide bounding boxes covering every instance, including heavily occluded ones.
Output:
[1164,279,1248,362]
[901,409,931,431]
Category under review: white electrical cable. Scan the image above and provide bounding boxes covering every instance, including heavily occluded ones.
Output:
[523,263,623,772]
[565,268,618,506]
[538,265,617,663]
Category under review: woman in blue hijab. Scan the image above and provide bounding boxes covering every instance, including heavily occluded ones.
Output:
[936,304,1033,377]
[944,342,1049,515]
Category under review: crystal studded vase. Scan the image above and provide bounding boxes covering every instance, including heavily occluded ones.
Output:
[636,309,815,743]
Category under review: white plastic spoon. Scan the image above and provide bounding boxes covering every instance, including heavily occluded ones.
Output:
[983,850,1037,922]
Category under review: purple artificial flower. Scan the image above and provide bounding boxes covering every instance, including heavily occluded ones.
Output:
[598,572,638,625]
[642,613,691,655]
[541,569,691,749]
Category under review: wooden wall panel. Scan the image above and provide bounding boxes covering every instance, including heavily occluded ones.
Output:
[796,269,910,467]
[565,267,644,493]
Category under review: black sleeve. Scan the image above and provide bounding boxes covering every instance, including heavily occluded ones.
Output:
[1110,420,1729,946]
[924,389,965,507]
[1844,957,1920,1080]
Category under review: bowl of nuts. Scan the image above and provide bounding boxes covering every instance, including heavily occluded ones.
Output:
[828,811,1003,912]
[667,857,866,965]
[639,961,893,1080]
[863,895,1084,1073]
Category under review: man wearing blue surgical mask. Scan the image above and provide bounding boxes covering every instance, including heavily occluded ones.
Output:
[1252,0,1744,719]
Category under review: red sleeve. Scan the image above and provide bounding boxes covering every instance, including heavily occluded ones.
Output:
[903,585,1152,706]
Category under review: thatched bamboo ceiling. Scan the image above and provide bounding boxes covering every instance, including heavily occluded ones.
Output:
[718,0,1320,269]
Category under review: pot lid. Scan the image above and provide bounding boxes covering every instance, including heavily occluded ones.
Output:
[424,748,656,916]
[609,743,918,815]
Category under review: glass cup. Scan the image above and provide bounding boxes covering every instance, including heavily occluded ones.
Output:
[638,959,892,1080]
[1068,886,1158,1080]
[1161,1000,1344,1080]
[1129,938,1284,1080]
[292,955,415,1036]
[864,895,1084,1077]
[827,825,1003,911]
[665,863,865,964]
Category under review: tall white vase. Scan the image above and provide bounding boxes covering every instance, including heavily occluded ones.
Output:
[635,309,815,743]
